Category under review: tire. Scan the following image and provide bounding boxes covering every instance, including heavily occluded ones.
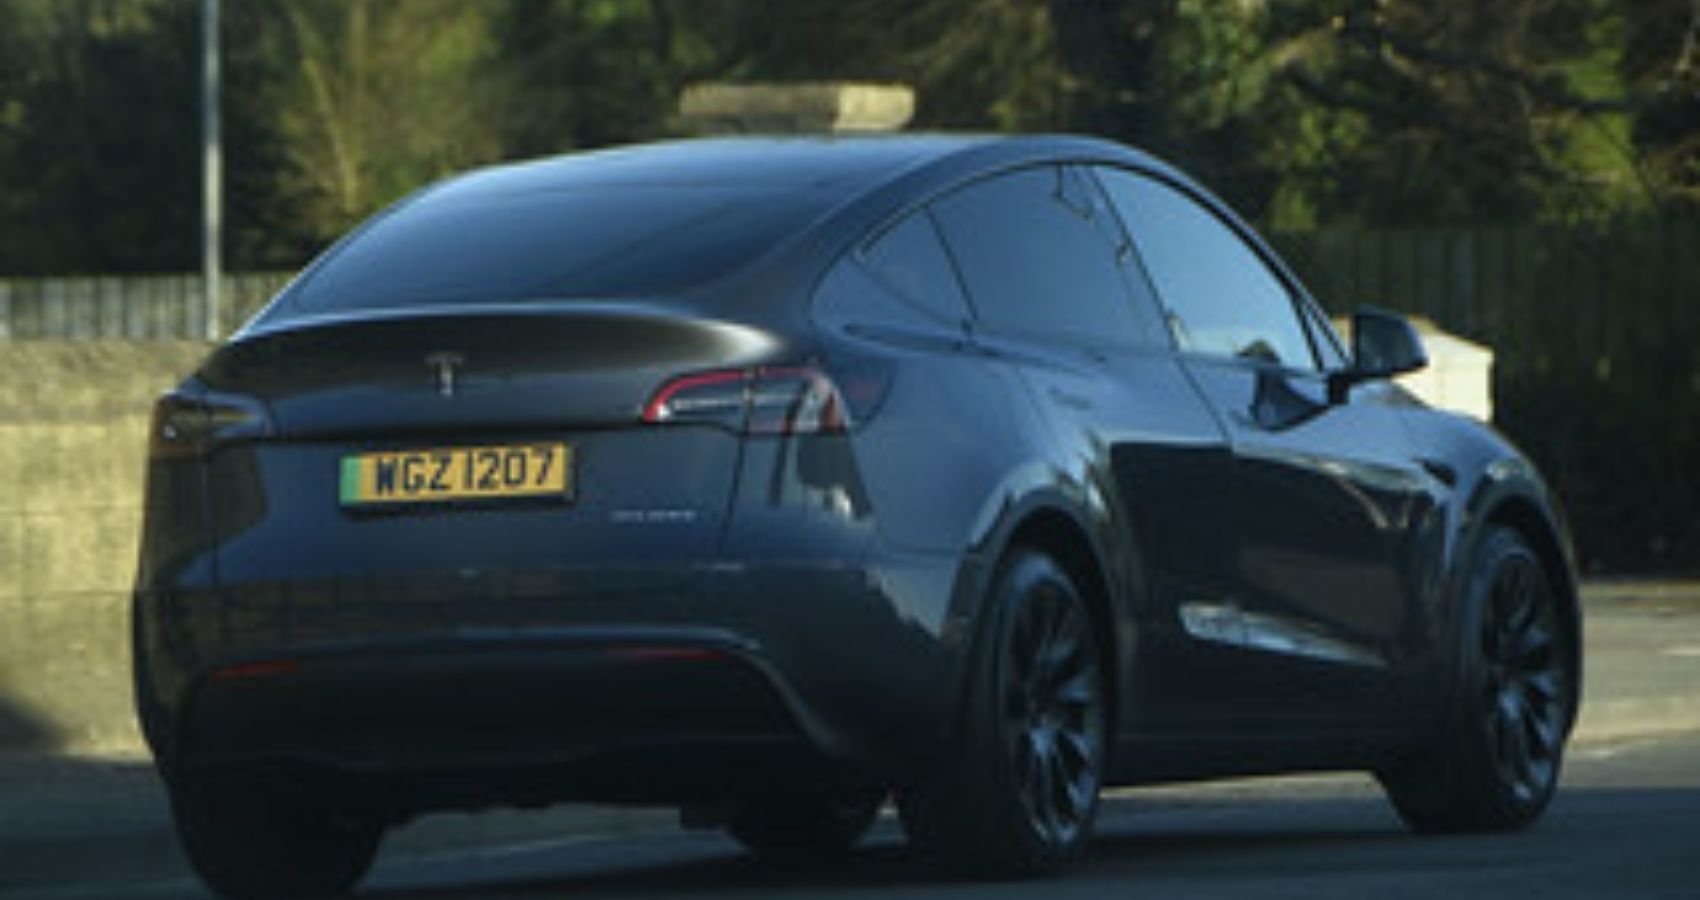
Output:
[900,547,1108,877]
[727,789,884,861]
[1380,526,1576,833]
[169,769,381,900]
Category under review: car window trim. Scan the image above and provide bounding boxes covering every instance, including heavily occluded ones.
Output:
[1075,165,1178,353]
[851,207,979,329]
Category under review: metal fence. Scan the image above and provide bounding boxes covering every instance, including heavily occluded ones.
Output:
[0,273,289,341]
[1270,219,1700,355]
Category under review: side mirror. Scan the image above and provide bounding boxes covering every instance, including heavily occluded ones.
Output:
[1327,307,1428,404]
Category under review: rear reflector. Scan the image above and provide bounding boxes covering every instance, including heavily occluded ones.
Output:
[605,647,728,663]
[643,366,850,434]
[210,659,300,681]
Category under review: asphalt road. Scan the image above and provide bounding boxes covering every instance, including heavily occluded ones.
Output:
[12,728,1697,900]
[6,591,1698,900]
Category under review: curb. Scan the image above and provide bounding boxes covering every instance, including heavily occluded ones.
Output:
[1573,696,1700,744]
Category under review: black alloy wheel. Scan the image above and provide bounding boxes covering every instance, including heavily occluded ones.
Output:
[1004,566,1104,850]
[901,547,1107,876]
[1479,542,1569,806]
[1381,526,1575,833]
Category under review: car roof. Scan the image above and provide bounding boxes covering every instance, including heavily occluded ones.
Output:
[249,133,1206,335]
[427,133,1173,205]
[429,135,994,202]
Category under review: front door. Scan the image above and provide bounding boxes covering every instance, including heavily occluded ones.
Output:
[1096,165,1441,731]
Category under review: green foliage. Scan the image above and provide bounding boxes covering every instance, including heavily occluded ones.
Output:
[3,0,1696,271]
[263,0,505,235]
[0,0,198,274]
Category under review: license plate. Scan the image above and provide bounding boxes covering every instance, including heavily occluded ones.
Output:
[339,443,572,506]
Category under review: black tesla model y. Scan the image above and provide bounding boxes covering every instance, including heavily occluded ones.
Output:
[134,135,1581,898]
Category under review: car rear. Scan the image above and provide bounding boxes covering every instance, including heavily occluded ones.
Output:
[131,142,953,808]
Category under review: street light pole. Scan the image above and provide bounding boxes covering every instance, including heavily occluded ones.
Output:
[201,0,221,341]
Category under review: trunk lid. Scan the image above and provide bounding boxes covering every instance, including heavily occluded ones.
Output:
[204,303,781,437]
[194,304,786,639]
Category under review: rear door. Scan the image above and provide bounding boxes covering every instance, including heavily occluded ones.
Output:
[1096,166,1440,730]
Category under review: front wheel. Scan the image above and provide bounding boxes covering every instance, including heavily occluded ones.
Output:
[169,769,381,900]
[1380,526,1576,833]
[901,548,1107,877]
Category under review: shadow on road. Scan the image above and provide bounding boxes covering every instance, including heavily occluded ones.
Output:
[0,692,58,753]
[6,749,1695,898]
[363,795,1418,899]
[0,750,187,894]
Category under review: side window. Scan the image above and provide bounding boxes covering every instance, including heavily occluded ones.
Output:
[860,210,973,324]
[929,165,1159,347]
[1096,168,1318,370]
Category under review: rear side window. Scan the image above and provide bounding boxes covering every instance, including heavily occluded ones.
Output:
[275,183,838,317]
[929,166,1154,347]
[861,211,972,324]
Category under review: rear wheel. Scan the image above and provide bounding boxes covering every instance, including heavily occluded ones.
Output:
[726,789,884,861]
[1380,526,1575,833]
[169,770,381,900]
[900,548,1107,876]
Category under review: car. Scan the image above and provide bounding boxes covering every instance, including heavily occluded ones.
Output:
[133,134,1582,898]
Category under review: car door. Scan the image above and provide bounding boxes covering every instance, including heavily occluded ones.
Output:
[1095,165,1442,731]
[927,163,1245,739]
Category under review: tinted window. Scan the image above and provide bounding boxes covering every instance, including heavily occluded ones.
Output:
[279,183,838,317]
[931,166,1154,346]
[861,211,972,324]
[1097,168,1317,370]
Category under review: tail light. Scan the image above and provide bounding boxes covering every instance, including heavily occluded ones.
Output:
[643,365,879,435]
[149,389,273,460]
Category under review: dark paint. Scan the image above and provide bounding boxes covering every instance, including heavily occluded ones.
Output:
[133,135,1577,825]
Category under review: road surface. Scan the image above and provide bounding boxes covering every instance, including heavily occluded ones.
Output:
[11,729,1698,900]
[6,589,1699,900]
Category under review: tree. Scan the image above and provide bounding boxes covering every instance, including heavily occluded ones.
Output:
[1621,0,1700,209]
[257,0,505,240]
[489,0,724,156]
[0,0,199,274]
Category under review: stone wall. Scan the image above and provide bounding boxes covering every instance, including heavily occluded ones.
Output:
[0,342,209,754]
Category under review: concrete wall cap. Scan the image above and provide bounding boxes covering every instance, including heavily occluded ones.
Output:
[678,82,915,133]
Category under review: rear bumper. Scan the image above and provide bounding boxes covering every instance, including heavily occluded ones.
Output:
[134,550,982,807]
[172,632,841,811]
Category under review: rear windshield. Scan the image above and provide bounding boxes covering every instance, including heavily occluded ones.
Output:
[275,182,837,316]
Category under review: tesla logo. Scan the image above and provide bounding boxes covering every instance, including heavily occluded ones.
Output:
[425,352,465,398]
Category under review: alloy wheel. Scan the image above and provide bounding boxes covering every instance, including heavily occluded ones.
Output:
[1479,553,1567,804]
[1003,581,1105,848]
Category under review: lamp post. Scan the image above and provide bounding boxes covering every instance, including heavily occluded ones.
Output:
[201,0,221,341]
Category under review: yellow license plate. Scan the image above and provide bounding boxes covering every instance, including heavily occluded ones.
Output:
[339,443,572,506]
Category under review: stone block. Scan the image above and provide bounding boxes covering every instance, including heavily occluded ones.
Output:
[678,82,915,134]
